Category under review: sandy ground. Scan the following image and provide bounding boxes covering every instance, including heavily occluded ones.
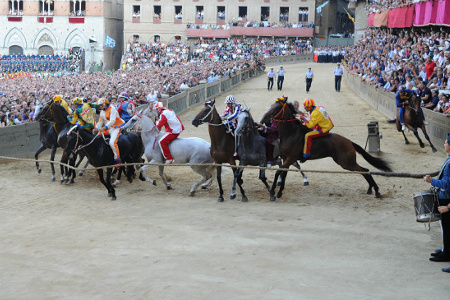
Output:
[1,62,449,299]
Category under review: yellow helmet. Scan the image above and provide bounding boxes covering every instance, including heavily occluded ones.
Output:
[72,97,82,106]
[54,95,62,103]
[303,98,315,108]
[276,96,287,102]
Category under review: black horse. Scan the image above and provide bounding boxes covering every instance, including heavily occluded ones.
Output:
[395,92,437,153]
[66,126,145,200]
[261,100,392,200]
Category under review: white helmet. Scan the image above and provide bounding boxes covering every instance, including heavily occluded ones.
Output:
[224,95,236,104]
[155,102,165,110]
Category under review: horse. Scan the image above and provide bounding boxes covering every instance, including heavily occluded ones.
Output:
[395,92,437,153]
[260,100,392,200]
[193,99,271,202]
[66,126,144,200]
[34,100,87,184]
[127,108,215,196]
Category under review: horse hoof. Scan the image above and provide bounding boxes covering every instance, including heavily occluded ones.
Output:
[152,180,157,186]
[60,180,65,185]
[167,185,172,190]
[230,194,236,200]
[189,191,195,197]
[50,177,55,182]
[201,185,207,189]
[405,141,410,145]
[375,193,382,198]
[432,148,437,153]
[270,196,276,202]
[366,190,373,195]
[420,144,425,148]
[111,196,117,201]
[242,196,248,202]
[78,171,84,176]
[37,168,42,174]
[218,197,224,202]
[66,180,74,185]
[277,192,283,198]
[304,181,309,186]
[108,193,112,197]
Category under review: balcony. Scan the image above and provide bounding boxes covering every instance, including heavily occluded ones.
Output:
[186,27,314,38]
[153,18,161,24]
[174,18,182,24]
[37,16,53,23]
[8,16,22,22]
[132,17,140,23]
[195,18,203,24]
[69,16,85,24]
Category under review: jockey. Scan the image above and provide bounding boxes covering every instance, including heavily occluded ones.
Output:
[116,92,136,122]
[54,94,72,115]
[96,98,125,168]
[301,98,334,162]
[68,97,96,130]
[155,102,185,165]
[395,85,428,131]
[220,95,242,157]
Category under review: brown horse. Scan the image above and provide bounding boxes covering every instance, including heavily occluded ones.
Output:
[260,99,392,201]
[395,92,437,152]
[192,99,268,202]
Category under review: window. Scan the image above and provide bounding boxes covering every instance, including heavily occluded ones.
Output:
[280,7,289,22]
[133,35,139,43]
[39,45,54,55]
[39,0,54,15]
[154,5,161,19]
[175,6,182,19]
[154,35,160,43]
[196,6,203,19]
[133,5,140,19]
[299,7,309,22]
[8,0,23,15]
[261,7,269,22]
[69,1,85,16]
[238,6,247,20]
[9,45,23,55]
[217,6,225,20]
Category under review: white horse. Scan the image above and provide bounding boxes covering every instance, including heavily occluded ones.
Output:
[127,108,215,196]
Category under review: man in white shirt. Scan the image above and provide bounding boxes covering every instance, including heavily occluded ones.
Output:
[267,67,275,91]
[305,67,314,93]
[277,65,285,91]
[334,63,344,92]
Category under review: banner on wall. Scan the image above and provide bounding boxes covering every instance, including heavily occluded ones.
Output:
[414,0,450,26]
[373,11,389,27]
[388,6,414,28]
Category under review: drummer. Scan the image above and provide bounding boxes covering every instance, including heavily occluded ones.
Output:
[424,133,450,272]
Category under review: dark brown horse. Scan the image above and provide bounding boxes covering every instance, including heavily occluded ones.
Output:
[192,99,246,202]
[395,92,437,152]
[260,99,392,200]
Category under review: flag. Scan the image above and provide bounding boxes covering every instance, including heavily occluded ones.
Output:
[316,1,330,14]
[105,36,116,48]
[343,7,355,23]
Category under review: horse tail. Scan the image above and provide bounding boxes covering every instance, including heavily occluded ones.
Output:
[352,142,392,172]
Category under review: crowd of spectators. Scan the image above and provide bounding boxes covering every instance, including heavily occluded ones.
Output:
[187,21,315,30]
[365,0,429,13]
[343,28,450,115]
[0,47,83,74]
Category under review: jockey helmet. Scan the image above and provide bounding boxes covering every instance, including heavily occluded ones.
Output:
[119,92,128,100]
[224,95,236,104]
[98,98,109,106]
[72,97,82,106]
[303,98,315,108]
[54,95,62,103]
[276,96,287,102]
[155,102,165,110]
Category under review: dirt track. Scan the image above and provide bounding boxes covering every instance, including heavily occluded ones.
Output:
[1,62,449,299]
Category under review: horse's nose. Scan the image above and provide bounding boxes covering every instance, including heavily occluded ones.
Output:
[192,119,198,127]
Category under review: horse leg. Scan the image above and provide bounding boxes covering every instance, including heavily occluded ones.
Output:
[34,145,46,174]
[217,166,224,202]
[139,164,157,185]
[66,154,77,184]
[159,166,171,190]
[201,166,215,189]
[59,150,68,184]
[49,145,57,182]
[277,170,289,199]
[293,161,309,186]
[412,129,425,148]
[401,131,409,145]
[189,166,210,197]
[235,168,248,202]
[421,126,437,153]
[106,168,116,200]
[270,170,282,201]
[259,167,270,191]
[230,167,237,200]
[97,168,112,198]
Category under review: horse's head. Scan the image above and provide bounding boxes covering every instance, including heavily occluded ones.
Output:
[260,98,293,125]
[192,99,217,127]
[140,112,158,134]
[34,99,54,122]
[411,91,422,110]
[235,108,254,137]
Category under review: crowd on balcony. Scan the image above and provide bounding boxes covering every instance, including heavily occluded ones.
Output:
[69,10,86,17]
[365,0,428,13]
[132,11,141,19]
[343,28,450,115]
[8,9,23,16]
[38,10,54,16]
[187,21,314,30]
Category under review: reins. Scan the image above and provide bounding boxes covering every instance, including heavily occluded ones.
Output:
[201,103,224,127]
[272,102,299,123]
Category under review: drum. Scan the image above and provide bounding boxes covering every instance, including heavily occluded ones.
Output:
[413,191,441,223]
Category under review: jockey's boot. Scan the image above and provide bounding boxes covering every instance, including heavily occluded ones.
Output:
[165,159,174,165]
[115,158,121,170]
[401,124,406,131]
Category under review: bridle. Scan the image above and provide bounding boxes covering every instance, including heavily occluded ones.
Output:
[199,102,223,127]
[272,101,298,123]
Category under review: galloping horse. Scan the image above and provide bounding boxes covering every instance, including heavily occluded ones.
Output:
[396,92,437,152]
[35,100,85,184]
[127,108,215,196]
[261,99,392,200]
[66,126,144,200]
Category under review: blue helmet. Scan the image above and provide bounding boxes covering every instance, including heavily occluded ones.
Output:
[119,92,128,100]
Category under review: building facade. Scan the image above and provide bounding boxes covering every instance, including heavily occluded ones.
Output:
[123,0,316,46]
[0,0,124,71]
